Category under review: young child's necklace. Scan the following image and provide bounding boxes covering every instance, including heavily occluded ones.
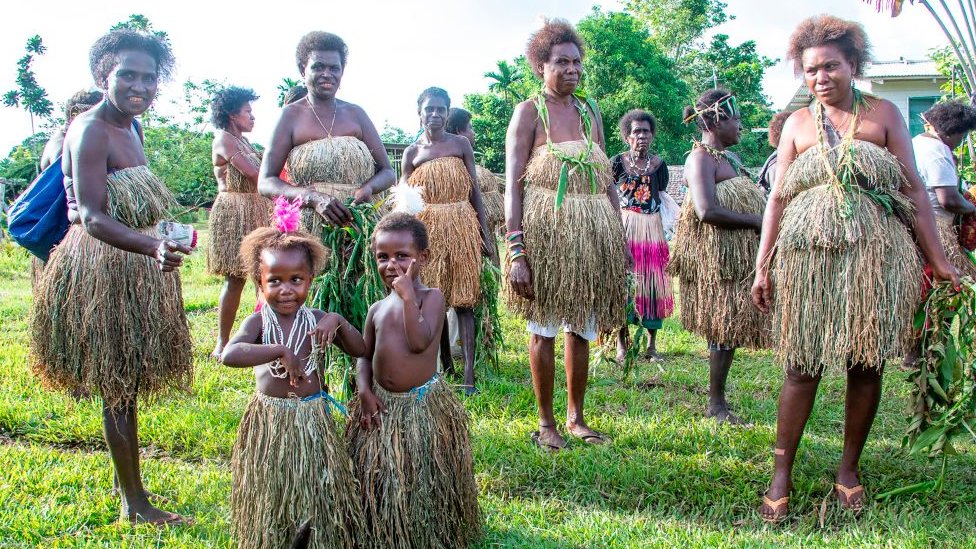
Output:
[261,305,319,378]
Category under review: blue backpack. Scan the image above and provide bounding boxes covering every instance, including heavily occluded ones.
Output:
[7,119,142,261]
[7,159,69,262]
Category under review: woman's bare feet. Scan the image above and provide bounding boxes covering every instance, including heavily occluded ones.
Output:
[706,403,746,425]
[122,497,191,526]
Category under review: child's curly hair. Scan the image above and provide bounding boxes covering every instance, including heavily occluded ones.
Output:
[239,227,328,284]
[373,212,429,251]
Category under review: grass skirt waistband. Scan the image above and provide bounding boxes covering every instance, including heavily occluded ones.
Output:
[231,392,365,549]
[505,186,628,331]
[207,191,272,278]
[29,224,192,408]
[345,379,482,548]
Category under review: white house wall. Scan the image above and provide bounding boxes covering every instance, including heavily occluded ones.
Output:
[855,79,943,124]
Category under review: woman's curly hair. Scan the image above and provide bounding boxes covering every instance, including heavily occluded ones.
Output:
[788,14,871,77]
[65,89,103,121]
[618,109,656,141]
[767,110,791,148]
[89,30,175,85]
[417,86,450,110]
[446,107,472,135]
[239,227,328,284]
[210,86,259,129]
[526,19,585,78]
[925,100,976,137]
[296,31,348,74]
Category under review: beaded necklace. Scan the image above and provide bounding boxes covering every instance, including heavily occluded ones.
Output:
[261,304,319,378]
[692,139,749,179]
[533,88,600,209]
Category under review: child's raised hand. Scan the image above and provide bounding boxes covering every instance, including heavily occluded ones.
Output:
[359,389,387,431]
[310,312,342,349]
[278,347,305,387]
[391,260,418,303]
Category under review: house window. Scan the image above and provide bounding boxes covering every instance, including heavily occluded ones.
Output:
[908,96,939,136]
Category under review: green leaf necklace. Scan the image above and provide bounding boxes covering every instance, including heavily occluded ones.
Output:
[533,88,600,210]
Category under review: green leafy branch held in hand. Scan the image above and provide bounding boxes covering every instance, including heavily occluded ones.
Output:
[309,199,386,398]
[878,277,976,500]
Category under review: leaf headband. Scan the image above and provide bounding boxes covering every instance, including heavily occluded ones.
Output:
[683,93,740,125]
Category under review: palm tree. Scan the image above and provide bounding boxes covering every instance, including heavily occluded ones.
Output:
[484,60,525,104]
[864,1,976,98]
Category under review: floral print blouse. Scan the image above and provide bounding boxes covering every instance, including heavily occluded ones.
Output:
[611,153,669,214]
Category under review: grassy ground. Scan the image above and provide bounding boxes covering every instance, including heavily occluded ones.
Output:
[1,237,974,548]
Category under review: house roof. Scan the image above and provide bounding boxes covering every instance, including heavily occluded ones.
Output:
[863,59,942,80]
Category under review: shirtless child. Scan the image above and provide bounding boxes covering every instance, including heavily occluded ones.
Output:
[221,200,365,548]
[346,213,482,548]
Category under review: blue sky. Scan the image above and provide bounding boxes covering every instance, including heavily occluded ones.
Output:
[0,0,946,155]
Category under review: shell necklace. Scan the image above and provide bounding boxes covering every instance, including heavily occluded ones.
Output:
[261,304,319,378]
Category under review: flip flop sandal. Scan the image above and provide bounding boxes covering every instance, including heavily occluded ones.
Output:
[835,483,865,513]
[566,428,608,445]
[530,430,564,452]
[760,494,790,524]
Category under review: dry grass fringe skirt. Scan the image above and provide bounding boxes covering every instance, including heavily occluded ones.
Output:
[936,215,976,278]
[774,186,922,374]
[476,165,505,231]
[410,158,482,308]
[207,192,272,278]
[29,225,192,408]
[622,210,673,328]
[419,202,482,307]
[231,392,365,549]
[346,379,482,549]
[505,187,628,331]
[667,176,769,348]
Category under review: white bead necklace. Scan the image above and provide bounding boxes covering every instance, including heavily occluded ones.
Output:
[261,305,319,378]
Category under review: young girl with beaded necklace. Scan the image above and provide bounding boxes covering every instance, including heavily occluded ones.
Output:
[220,197,367,548]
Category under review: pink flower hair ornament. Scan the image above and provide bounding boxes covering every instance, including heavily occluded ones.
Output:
[273,196,303,233]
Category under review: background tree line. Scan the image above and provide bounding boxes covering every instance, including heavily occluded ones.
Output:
[465,1,776,173]
[3,2,777,213]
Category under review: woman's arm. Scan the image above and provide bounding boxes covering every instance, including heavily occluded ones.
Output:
[461,138,493,258]
[751,115,800,313]
[685,150,762,230]
[354,105,396,203]
[400,145,417,184]
[505,101,537,300]
[881,101,958,283]
[70,123,188,270]
[935,187,976,215]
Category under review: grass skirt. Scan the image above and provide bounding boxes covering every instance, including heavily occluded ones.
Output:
[505,142,627,331]
[29,167,191,408]
[773,142,922,374]
[622,210,673,329]
[409,157,482,308]
[346,379,481,549]
[231,392,365,549]
[476,165,504,231]
[287,137,376,238]
[207,191,272,278]
[936,216,976,278]
[667,176,769,348]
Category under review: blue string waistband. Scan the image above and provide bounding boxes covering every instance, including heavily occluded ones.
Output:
[301,390,348,416]
[408,374,439,402]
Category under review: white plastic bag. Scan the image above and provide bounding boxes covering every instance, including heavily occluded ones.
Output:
[659,190,680,241]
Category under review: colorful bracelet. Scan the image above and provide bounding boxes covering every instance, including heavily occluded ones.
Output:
[509,249,527,263]
[507,240,526,250]
[505,230,524,242]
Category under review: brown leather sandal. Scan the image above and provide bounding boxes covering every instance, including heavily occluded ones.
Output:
[760,493,790,523]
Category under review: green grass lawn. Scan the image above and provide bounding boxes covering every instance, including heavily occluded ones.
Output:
[1,237,974,548]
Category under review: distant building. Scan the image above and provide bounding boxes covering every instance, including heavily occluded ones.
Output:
[783,58,946,136]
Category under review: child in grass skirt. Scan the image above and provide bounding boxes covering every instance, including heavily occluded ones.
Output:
[221,197,366,548]
[346,212,482,548]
